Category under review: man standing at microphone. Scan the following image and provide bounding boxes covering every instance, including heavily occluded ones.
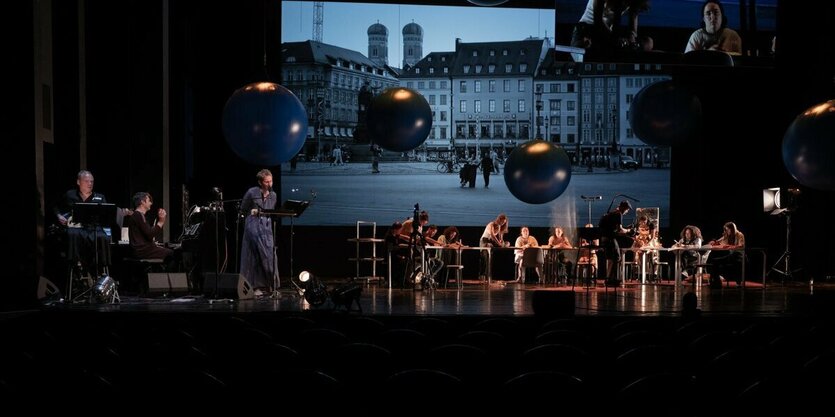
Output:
[240,169,277,296]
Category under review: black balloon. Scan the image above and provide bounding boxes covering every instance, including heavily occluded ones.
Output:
[629,80,702,147]
[782,100,835,191]
[503,140,572,204]
[367,87,433,152]
[467,0,510,5]
[222,82,308,166]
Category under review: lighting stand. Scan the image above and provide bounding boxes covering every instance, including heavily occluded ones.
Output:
[769,210,801,285]
[580,195,602,226]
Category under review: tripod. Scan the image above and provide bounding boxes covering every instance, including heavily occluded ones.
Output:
[403,204,428,290]
[769,210,800,284]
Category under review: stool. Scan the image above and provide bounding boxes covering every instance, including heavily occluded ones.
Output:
[655,261,669,282]
[623,260,641,281]
[123,258,166,294]
[444,265,464,289]
[693,263,711,287]
[574,262,596,289]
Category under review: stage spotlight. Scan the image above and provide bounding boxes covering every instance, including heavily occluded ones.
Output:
[763,187,800,215]
[299,271,328,306]
[93,274,119,303]
[331,283,363,312]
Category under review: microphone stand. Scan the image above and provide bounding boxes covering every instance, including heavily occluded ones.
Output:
[207,201,231,303]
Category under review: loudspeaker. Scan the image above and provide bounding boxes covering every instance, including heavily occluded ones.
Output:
[203,273,254,300]
[148,273,190,296]
[532,290,575,318]
[37,276,61,300]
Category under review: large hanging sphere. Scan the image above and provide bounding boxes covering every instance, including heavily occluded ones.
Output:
[222,82,308,166]
[629,80,702,147]
[503,140,572,204]
[367,87,432,152]
[467,0,510,5]
[782,100,835,190]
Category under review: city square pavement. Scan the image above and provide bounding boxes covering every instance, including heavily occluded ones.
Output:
[280,161,670,231]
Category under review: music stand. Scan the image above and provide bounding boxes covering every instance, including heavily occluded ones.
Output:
[264,200,310,298]
[69,203,117,303]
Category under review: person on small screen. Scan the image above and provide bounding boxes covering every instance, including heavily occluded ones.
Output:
[685,0,742,55]
[571,0,651,52]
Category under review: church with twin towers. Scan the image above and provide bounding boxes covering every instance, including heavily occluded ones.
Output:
[367,21,423,68]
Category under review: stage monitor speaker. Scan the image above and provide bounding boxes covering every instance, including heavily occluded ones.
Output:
[37,276,61,300]
[148,273,190,296]
[203,273,254,300]
[532,290,575,318]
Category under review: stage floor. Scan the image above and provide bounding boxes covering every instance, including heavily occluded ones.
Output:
[47,278,831,317]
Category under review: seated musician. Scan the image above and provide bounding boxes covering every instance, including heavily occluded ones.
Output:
[707,221,745,286]
[398,210,431,286]
[674,225,703,280]
[631,216,660,280]
[423,225,444,286]
[577,223,599,277]
[385,221,408,287]
[53,170,115,277]
[514,226,541,283]
[547,226,574,280]
[436,226,463,286]
[126,192,179,272]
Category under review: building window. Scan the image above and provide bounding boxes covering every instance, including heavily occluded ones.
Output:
[568,83,575,92]
[474,100,481,113]
[503,49,508,56]
[473,50,478,57]
[440,80,448,89]
[441,111,447,121]
[567,134,575,143]
[440,95,447,105]
[463,65,470,74]
[503,99,511,112]
[568,116,576,126]
[489,80,496,92]
[460,100,467,113]
[418,81,425,89]
[490,49,495,56]
[443,67,449,74]
[415,68,420,74]
[440,127,447,139]
[488,64,495,73]
[474,80,482,93]
[429,81,436,89]
[475,65,482,73]
[567,101,576,111]
[406,82,414,88]
[489,99,496,112]
[429,95,436,105]
[518,100,526,112]
[505,64,513,73]
[550,99,561,111]
[429,67,434,74]
[550,83,560,93]
[503,80,511,92]
[518,80,525,92]
[520,63,527,72]
[460,81,467,93]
